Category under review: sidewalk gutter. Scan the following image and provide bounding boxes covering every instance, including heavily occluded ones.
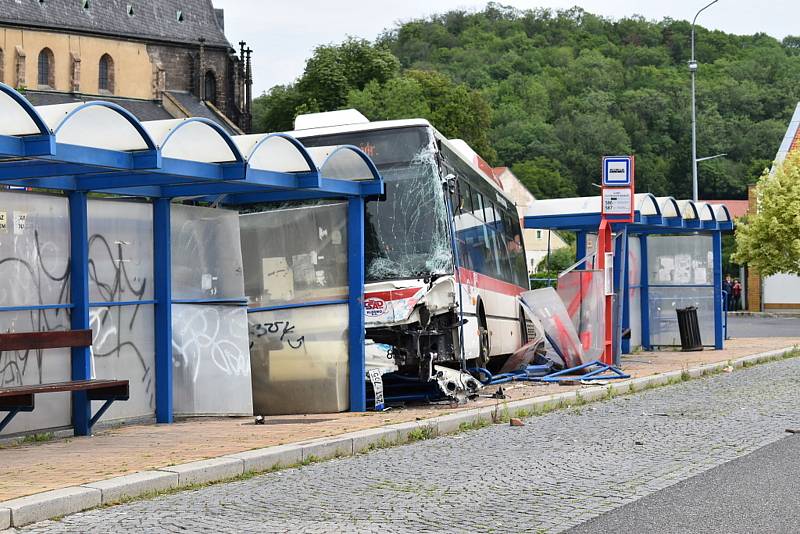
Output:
[1,344,797,529]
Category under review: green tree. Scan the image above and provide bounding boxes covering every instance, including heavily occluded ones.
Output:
[511,158,576,198]
[537,246,576,273]
[347,69,496,160]
[733,152,800,276]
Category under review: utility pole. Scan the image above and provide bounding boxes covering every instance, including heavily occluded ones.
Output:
[690,0,719,201]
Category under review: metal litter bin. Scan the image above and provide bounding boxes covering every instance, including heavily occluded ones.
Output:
[676,306,703,351]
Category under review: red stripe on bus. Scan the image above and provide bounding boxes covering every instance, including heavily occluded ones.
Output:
[364,287,423,301]
[458,267,526,297]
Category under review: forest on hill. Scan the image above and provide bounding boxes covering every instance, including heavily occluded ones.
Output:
[252,3,800,200]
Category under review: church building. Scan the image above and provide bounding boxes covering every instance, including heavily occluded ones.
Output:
[0,0,252,133]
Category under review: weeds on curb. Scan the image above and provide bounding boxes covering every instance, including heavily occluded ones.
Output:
[458,418,490,432]
[407,425,436,442]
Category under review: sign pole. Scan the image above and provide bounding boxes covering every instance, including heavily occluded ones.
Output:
[599,156,635,366]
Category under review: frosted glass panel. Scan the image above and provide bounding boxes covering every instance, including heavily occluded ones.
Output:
[649,286,715,347]
[91,304,156,421]
[172,304,253,416]
[249,304,349,415]
[88,199,154,303]
[240,203,348,307]
[647,235,713,285]
[171,204,244,300]
[0,310,72,435]
[627,237,641,349]
[556,270,605,360]
[0,192,70,307]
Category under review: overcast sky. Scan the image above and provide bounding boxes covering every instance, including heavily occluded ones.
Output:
[213,0,798,95]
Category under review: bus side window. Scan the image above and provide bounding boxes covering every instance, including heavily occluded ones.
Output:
[506,210,527,287]
[472,190,484,222]
[461,181,473,215]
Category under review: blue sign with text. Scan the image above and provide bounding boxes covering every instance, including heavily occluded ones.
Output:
[602,156,633,186]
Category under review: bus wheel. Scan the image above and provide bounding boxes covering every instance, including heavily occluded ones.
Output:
[478,307,490,367]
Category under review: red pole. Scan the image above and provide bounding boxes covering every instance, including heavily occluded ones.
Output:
[597,219,614,365]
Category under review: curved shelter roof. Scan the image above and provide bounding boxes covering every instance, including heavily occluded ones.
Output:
[524,193,734,232]
[0,83,383,203]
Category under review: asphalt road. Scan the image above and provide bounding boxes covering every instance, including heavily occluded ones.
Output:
[727,315,800,338]
[570,435,800,534]
[19,354,800,533]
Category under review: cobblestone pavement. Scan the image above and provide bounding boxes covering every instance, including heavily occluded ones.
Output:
[20,356,800,534]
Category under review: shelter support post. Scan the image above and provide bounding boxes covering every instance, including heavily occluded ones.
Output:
[576,231,587,269]
[640,236,651,350]
[153,199,173,423]
[713,230,723,349]
[347,197,366,411]
[617,228,629,359]
[68,191,91,436]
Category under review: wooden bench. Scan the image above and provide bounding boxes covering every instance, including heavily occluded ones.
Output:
[0,330,129,433]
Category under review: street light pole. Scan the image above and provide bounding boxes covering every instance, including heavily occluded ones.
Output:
[690,0,719,202]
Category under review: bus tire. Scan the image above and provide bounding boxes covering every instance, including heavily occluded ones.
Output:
[478,302,490,367]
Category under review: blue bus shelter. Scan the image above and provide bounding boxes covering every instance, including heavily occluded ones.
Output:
[0,82,383,436]
[524,193,734,357]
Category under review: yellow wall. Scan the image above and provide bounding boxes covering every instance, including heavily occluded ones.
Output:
[0,27,154,99]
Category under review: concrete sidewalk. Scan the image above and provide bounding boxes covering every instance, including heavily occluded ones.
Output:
[0,336,798,529]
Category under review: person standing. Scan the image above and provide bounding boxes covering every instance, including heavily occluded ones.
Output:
[732,279,742,311]
[723,274,733,311]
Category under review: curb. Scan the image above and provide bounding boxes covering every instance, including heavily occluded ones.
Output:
[1,345,797,528]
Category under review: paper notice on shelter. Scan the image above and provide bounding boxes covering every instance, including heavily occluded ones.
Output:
[0,211,6,233]
[13,211,26,235]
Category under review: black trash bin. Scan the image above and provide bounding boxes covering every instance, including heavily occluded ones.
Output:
[676,306,703,351]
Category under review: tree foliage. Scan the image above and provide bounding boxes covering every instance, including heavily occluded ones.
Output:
[254,4,800,199]
[733,153,800,276]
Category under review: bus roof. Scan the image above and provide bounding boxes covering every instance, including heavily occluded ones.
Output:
[289,109,506,195]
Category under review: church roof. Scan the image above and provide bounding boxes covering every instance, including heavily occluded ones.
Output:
[0,0,231,49]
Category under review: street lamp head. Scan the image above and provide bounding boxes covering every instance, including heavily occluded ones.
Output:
[688,60,698,72]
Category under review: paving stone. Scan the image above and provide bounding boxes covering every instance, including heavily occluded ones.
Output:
[17,356,800,533]
[225,444,304,472]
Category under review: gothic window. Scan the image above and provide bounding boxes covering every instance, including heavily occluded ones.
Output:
[37,47,54,88]
[204,70,217,105]
[99,54,114,93]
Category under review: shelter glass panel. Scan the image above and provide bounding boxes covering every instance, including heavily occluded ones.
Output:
[627,236,642,349]
[90,304,155,420]
[88,199,154,303]
[0,192,70,308]
[648,286,715,347]
[249,303,349,415]
[647,235,713,286]
[0,310,71,434]
[171,205,245,301]
[556,269,605,359]
[172,304,252,416]
[240,203,349,307]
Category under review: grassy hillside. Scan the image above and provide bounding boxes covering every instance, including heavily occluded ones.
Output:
[254,3,800,199]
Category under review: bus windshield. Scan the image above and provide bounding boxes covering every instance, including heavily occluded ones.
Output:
[300,126,453,282]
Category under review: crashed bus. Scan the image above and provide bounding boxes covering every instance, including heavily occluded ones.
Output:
[291,110,544,400]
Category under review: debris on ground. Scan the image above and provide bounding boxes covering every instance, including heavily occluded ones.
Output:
[510,418,525,427]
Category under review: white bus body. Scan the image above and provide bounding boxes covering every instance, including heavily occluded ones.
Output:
[291,111,534,380]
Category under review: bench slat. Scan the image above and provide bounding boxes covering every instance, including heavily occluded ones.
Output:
[0,330,93,352]
[0,379,128,397]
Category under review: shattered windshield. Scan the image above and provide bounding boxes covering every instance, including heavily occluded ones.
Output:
[300,126,453,282]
